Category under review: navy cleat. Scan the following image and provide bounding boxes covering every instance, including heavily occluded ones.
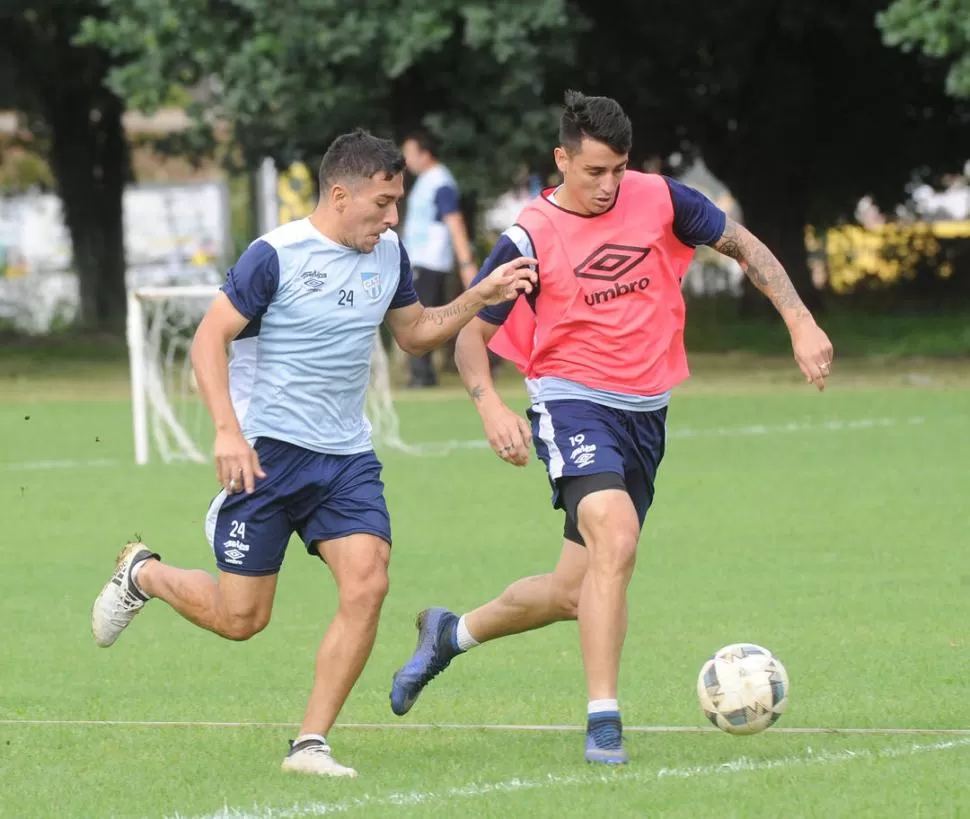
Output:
[585,712,628,765]
[390,607,460,716]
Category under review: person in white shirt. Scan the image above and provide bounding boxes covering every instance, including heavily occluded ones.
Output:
[401,131,478,387]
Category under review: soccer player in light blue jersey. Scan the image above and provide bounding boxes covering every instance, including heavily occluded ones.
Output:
[91,129,536,777]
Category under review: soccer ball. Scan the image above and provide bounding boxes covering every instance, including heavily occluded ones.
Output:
[696,643,789,735]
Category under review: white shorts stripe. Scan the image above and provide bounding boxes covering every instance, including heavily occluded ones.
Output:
[533,402,565,480]
[204,490,229,553]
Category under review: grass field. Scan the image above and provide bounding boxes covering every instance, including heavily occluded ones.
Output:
[1,349,969,818]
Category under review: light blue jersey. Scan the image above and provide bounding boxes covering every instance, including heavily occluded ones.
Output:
[222,219,418,455]
[402,164,461,272]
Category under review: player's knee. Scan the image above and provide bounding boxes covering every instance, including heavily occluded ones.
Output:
[578,501,638,573]
[553,579,581,620]
[220,610,271,641]
[339,562,389,614]
[578,496,627,535]
[585,530,638,576]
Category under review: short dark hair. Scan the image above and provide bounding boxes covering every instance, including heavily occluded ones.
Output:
[319,128,405,190]
[402,129,439,159]
[559,90,633,156]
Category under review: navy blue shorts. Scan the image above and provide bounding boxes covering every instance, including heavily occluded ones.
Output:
[528,400,667,540]
[204,437,391,576]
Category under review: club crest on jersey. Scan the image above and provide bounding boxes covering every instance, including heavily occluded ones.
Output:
[361,270,381,301]
[300,269,328,291]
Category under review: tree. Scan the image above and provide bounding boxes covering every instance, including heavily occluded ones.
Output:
[81,0,577,199]
[0,2,130,332]
[879,0,970,98]
[81,0,970,321]
[568,0,970,311]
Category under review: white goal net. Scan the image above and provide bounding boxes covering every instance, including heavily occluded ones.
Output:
[126,285,412,465]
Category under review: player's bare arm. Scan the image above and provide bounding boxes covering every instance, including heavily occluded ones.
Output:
[442,211,478,289]
[455,317,532,466]
[385,256,536,356]
[191,292,266,493]
[712,218,834,391]
[455,317,501,409]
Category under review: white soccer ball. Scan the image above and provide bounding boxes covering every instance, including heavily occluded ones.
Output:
[696,643,789,735]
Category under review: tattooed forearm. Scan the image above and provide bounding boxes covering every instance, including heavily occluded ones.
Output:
[713,219,810,322]
[417,302,470,326]
[406,289,488,354]
[469,384,486,402]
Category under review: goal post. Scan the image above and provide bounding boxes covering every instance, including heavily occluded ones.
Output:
[126,284,411,465]
[127,285,219,465]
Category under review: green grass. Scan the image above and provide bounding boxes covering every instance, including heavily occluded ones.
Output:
[683,301,970,358]
[1,362,969,817]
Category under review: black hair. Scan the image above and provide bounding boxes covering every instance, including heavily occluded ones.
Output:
[319,128,406,190]
[402,129,439,159]
[559,90,633,155]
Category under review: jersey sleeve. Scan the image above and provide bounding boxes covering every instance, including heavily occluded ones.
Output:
[221,239,281,319]
[433,184,461,219]
[475,226,539,326]
[663,176,727,248]
[390,242,420,309]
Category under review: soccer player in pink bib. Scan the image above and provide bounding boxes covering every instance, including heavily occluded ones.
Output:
[390,91,833,764]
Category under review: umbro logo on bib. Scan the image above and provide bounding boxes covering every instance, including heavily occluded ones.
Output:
[574,243,653,307]
[574,243,651,282]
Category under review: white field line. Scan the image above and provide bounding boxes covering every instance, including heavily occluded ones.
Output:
[1,457,118,471]
[383,415,927,455]
[2,718,969,737]
[170,735,970,819]
[0,416,927,469]
[667,415,924,439]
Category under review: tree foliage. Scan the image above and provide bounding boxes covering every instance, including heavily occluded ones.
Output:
[6,0,960,332]
[0,1,130,332]
[81,0,577,196]
[879,0,970,98]
[567,0,970,308]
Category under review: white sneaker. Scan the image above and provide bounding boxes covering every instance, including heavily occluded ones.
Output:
[91,542,157,647]
[281,739,358,777]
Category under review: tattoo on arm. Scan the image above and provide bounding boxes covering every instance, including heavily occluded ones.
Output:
[417,301,470,327]
[469,385,485,402]
[713,220,809,319]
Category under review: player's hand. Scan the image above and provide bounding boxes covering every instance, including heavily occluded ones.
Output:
[214,429,266,494]
[790,317,834,391]
[473,257,538,306]
[481,403,532,466]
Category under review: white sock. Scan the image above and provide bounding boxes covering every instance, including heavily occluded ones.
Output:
[456,615,480,651]
[129,558,152,598]
[294,733,328,747]
[588,699,619,716]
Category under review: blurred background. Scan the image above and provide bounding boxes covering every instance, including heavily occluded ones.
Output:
[0,0,968,374]
[2,6,970,816]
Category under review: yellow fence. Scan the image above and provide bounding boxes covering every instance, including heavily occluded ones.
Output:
[812,220,970,293]
[277,162,316,224]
